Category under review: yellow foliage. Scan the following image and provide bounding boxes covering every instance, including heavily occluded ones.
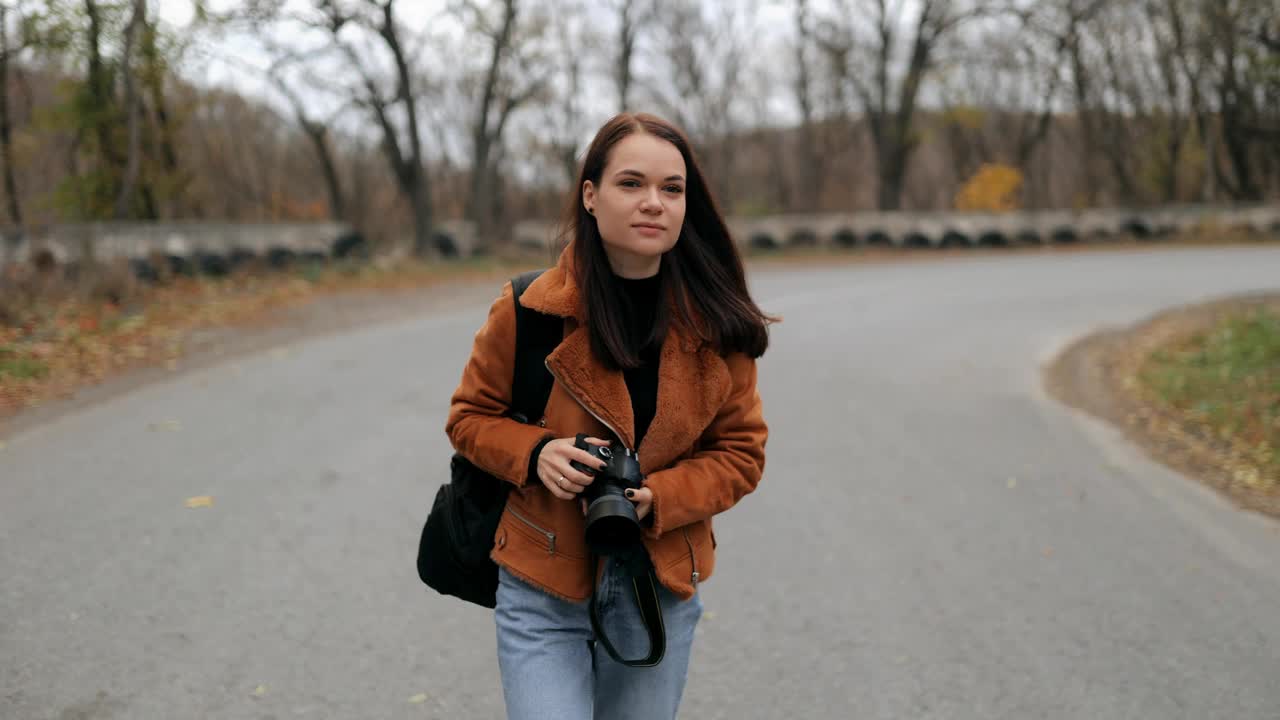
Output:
[954,163,1024,212]
[942,105,986,130]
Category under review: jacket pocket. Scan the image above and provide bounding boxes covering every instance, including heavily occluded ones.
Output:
[660,526,702,587]
[505,505,557,555]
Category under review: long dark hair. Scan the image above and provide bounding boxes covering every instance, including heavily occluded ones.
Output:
[560,112,775,370]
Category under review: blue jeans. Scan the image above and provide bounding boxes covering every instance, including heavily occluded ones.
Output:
[495,562,703,720]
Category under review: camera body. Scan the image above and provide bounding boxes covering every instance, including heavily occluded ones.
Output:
[570,434,645,555]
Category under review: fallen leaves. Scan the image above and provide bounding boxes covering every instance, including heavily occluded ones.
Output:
[184,495,214,509]
[251,685,268,698]
[408,693,429,704]
[0,259,532,421]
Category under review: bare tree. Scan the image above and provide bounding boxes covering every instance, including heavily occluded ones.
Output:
[1201,0,1277,201]
[113,0,144,218]
[651,0,757,210]
[0,0,35,225]
[791,0,826,210]
[460,0,548,244]
[610,0,652,113]
[268,61,350,221]
[538,0,596,188]
[316,0,434,252]
[818,0,994,210]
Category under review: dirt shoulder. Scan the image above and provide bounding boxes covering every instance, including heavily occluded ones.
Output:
[0,277,507,440]
[1044,292,1280,520]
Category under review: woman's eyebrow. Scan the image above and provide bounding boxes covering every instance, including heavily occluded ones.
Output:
[616,168,685,182]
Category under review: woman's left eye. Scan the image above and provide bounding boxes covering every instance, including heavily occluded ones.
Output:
[664,186,684,194]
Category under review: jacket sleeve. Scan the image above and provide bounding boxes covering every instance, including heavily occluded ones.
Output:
[643,352,767,537]
[445,281,554,488]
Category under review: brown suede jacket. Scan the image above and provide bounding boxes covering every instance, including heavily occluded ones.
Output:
[444,247,768,602]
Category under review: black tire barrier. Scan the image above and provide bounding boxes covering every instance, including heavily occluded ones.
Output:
[865,230,892,246]
[832,229,858,247]
[167,255,195,276]
[940,231,970,248]
[332,232,369,259]
[32,249,58,274]
[228,249,258,270]
[1050,227,1078,243]
[749,233,779,251]
[904,232,931,248]
[130,258,161,284]
[978,231,1009,247]
[195,252,231,276]
[434,233,459,258]
[788,229,819,247]
[1016,230,1042,245]
[266,248,296,269]
[1122,218,1152,238]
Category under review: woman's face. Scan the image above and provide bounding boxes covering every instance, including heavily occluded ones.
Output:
[583,132,687,278]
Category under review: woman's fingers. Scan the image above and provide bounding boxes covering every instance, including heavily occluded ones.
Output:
[572,449,608,474]
[534,436,616,501]
[625,486,654,520]
[541,474,576,501]
[557,466,593,491]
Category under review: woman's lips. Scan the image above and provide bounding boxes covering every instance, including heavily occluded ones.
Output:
[633,224,665,236]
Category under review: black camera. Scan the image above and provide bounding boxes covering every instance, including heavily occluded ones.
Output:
[570,433,645,556]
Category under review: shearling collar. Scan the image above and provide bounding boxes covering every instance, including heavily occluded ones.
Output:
[520,244,731,465]
[517,243,703,354]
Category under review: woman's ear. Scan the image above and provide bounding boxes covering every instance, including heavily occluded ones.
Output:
[582,181,596,214]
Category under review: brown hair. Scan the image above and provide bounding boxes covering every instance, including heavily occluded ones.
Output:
[560,112,775,370]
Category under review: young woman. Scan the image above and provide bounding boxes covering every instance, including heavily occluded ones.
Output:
[446,112,773,720]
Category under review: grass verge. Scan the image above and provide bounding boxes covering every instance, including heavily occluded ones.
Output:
[1137,307,1280,492]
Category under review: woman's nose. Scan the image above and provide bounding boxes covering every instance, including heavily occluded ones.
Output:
[639,187,662,213]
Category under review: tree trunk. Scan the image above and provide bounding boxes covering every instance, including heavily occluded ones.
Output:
[141,21,184,214]
[114,0,146,219]
[307,123,346,221]
[382,6,432,252]
[0,5,22,226]
[616,1,639,112]
[468,0,517,246]
[85,0,123,211]
[793,0,822,210]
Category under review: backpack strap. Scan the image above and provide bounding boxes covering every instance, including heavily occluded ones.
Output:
[508,270,561,424]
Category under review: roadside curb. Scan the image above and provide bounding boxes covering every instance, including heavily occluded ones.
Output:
[1043,293,1280,520]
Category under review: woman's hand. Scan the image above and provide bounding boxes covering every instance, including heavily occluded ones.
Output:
[577,486,653,522]
[625,486,653,521]
[537,436,610,500]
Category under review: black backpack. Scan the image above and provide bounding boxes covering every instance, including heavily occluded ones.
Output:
[417,270,562,608]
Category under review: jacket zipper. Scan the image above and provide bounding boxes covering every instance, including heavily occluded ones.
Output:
[506,505,556,554]
[682,527,699,586]
[544,360,631,450]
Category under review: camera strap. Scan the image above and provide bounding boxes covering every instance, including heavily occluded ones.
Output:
[588,553,666,667]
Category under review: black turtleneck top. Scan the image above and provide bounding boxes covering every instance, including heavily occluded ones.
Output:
[616,272,663,447]
[526,271,664,485]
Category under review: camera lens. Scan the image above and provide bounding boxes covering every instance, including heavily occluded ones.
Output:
[598,446,612,459]
[585,495,641,555]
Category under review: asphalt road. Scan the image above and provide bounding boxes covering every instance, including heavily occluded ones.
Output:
[3,246,1279,719]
